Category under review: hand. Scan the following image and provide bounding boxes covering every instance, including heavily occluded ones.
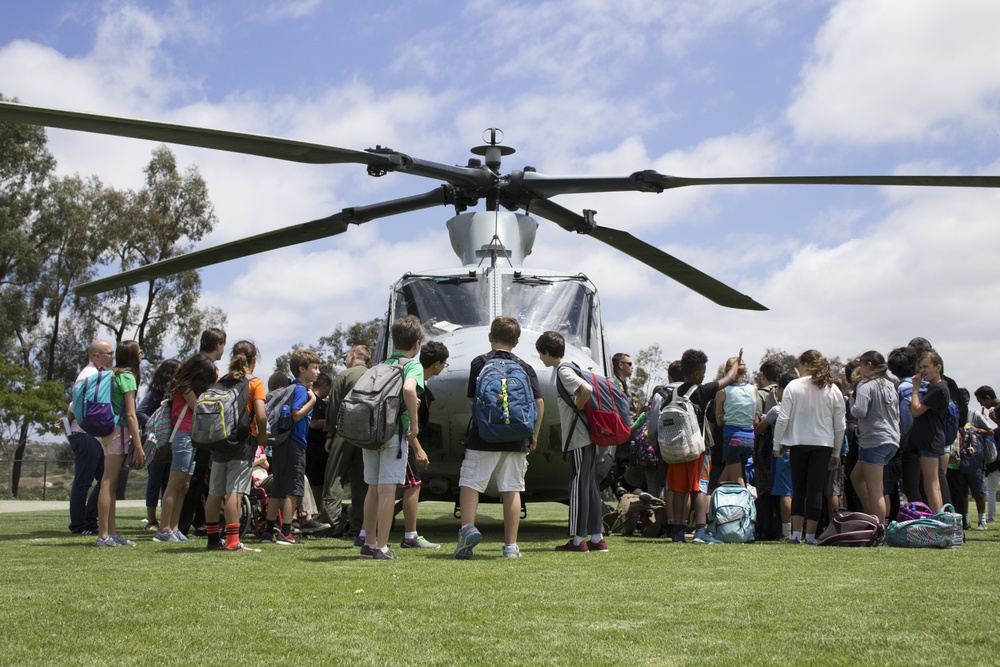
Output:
[827,456,839,471]
[414,445,429,469]
[132,448,145,468]
[529,436,538,452]
[324,437,333,454]
[737,347,744,363]
[911,373,922,387]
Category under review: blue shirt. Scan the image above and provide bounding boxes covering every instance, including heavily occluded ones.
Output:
[290,378,310,448]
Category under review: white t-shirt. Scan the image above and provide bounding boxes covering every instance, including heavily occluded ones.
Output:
[556,364,592,452]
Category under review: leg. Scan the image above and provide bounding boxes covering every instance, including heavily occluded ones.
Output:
[920,455,943,512]
[860,462,886,524]
[375,483,395,549]
[319,436,346,528]
[347,444,368,533]
[459,486,480,526]
[161,470,192,532]
[402,486,419,534]
[98,453,125,540]
[850,463,870,514]
[986,470,1000,521]
[68,434,102,533]
[362,487,378,544]
[788,447,808,533]
[500,491,521,546]
[803,447,832,536]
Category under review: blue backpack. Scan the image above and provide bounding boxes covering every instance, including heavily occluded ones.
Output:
[472,356,537,443]
[945,400,959,445]
[72,369,118,437]
[708,482,756,543]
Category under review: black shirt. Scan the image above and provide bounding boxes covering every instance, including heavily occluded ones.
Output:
[909,380,949,456]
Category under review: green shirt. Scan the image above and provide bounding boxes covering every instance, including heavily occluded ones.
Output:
[386,352,424,435]
[111,370,137,419]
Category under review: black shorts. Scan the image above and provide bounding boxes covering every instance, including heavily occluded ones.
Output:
[269,443,306,499]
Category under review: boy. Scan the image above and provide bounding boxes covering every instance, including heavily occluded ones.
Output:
[361,316,425,560]
[668,347,743,545]
[455,316,543,559]
[536,330,606,553]
[262,348,319,545]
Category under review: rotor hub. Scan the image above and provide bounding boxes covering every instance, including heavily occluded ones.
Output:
[471,127,515,172]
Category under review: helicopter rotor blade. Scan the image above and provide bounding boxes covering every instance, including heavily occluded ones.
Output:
[518,170,1000,198]
[74,185,455,297]
[529,199,767,311]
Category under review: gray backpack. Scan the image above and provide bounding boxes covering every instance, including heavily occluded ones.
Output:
[264,384,297,448]
[337,358,414,450]
[191,377,251,453]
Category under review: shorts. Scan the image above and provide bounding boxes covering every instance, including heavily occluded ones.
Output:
[918,448,941,459]
[722,425,754,465]
[362,434,408,486]
[401,446,422,490]
[171,431,196,476]
[459,449,527,493]
[270,442,306,499]
[666,451,710,495]
[824,458,844,497]
[858,443,898,466]
[209,458,252,497]
[770,450,792,496]
[100,424,131,457]
[961,465,987,498]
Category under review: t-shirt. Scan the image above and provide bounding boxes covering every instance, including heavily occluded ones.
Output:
[111,371,137,421]
[849,376,900,449]
[290,378,311,448]
[909,380,950,456]
[171,393,194,432]
[387,352,425,437]
[674,380,720,432]
[465,350,541,453]
[246,376,266,438]
[556,363,591,452]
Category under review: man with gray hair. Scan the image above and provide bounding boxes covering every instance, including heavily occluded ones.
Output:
[67,340,114,535]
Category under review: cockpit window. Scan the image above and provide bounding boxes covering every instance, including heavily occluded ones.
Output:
[500,275,598,361]
[393,275,491,333]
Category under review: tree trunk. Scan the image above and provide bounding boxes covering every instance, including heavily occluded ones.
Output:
[9,419,29,498]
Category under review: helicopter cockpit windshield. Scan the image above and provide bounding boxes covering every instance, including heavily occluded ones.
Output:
[501,274,600,363]
[393,274,491,333]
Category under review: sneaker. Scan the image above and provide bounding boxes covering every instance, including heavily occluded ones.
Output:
[502,544,522,558]
[671,531,686,543]
[353,535,365,548]
[145,523,160,533]
[111,534,136,547]
[359,544,377,559]
[693,529,723,545]
[275,532,301,545]
[95,536,119,547]
[226,542,261,553]
[400,535,440,549]
[453,524,482,560]
[977,522,988,531]
[786,536,801,545]
[373,547,400,560]
[206,541,227,551]
[554,539,589,553]
[299,518,331,534]
[260,532,275,544]
[152,530,175,543]
[174,531,190,543]
[81,529,96,536]
[587,539,609,552]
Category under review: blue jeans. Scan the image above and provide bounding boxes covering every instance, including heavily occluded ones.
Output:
[145,458,170,510]
[68,433,103,533]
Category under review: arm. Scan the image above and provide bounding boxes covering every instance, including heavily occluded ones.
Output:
[402,378,420,437]
[183,388,198,409]
[715,388,727,426]
[291,386,316,423]
[253,397,268,447]
[831,389,846,460]
[716,348,744,390]
[773,389,791,454]
[124,391,144,467]
[574,381,593,410]
[531,397,544,452]
[909,376,930,417]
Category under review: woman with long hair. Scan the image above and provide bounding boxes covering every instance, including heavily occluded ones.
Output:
[773,350,846,544]
[848,350,900,524]
[96,340,144,546]
[715,356,756,486]
[154,353,218,543]
[136,358,181,532]
[908,349,949,512]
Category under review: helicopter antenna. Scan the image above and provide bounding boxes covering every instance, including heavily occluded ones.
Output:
[472,129,516,270]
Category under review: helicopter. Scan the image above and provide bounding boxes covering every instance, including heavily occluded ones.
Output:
[2,100,1000,506]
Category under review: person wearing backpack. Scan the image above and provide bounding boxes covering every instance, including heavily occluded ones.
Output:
[261,348,320,546]
[204,341,268,553]
[135,358,181,533]
[454,317,542,560]
[715,356,757,488]
[93,341,144,547]
[666,347,744,545]
[536,330,609,553]
[973,386,1000,523]
[66,340,115,536]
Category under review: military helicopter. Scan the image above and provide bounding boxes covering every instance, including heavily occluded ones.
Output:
[3,101,999,505]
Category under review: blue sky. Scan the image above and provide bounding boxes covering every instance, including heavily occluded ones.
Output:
[3,0,1000,392]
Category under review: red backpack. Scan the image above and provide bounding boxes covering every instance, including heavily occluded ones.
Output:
[557,362,631,448]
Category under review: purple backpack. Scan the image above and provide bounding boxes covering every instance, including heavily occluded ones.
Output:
[896,501,935,523]
[71,369,118,437]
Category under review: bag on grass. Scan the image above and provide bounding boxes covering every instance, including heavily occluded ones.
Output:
[885,503,963,548]
[896,501,936,522]
[707,482,756,543]
[557,362,631,448]
[72,369,118,437]
[191,377,252,453]
[816,511,885,547]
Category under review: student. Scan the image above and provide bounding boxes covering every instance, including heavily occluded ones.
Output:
[262,348,320,545]
[454,316,542,560]
[848,351,900,525]
[973,386,1000,523]
[908,349,950,512]
[773,350,846,544]
[67,340,114,535]
[715,356,756,487]
[92,341,144,546]
[537,330,606,553]
[304,372,332,523]
[136,358,180,533]
[360,317,424,561]
[204,341,267,553]
[155,353,218,543]
[666,348,743,545]
[754,372,796,538]
[397,340,450,550]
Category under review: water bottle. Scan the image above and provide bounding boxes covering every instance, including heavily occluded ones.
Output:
[279,404,291,430]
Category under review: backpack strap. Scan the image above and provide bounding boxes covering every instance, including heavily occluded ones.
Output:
[556,362,585,453]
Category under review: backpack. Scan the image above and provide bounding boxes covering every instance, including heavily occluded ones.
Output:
[656,385,705,463]
[472,355,537,443]
[707,482,756,543]
[885,504,963,548]
[140,399,174,468]
[816,511,885,547]
[970,409,998,464]
[264,384,298,448]
[556,362,631,448]
[958,428,985,472]
[896,501,936,523]
[630,424,659,470]
[72,368,118,437]
[944,400,959,445]
[338,358,415,450]
[191,377,252,453]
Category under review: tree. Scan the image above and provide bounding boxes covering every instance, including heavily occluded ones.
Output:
[632,343,670,407]
[274,318,383,376]
[0,360,64,498]
[750,348,846,386]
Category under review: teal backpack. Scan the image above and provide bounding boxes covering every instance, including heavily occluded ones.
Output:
[885,503,963,548]
[708,482,756,543]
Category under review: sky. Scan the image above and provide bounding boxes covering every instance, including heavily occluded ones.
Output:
[2,0,1000,397]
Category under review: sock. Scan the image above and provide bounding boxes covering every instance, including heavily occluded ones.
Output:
[572,535,585,546]
[225,523,240,549]
[695,523,707,533]
[281,523,292,536]
[791,530,802,541]
[206,522,221,546]
[805,534,818,544]
[591,533,603,543]
[781,522,791,538]
[358,530,366,539]
[404,531,418,540]
[265,519,275,535]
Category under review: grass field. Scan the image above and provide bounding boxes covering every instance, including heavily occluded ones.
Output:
[1,501,997,666]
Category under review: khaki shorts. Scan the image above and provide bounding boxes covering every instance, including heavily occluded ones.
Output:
[459,450,527,493]
[209,459,252,497]
[362,434,408,486]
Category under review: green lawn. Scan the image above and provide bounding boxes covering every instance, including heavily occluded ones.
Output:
[1,502,996,666]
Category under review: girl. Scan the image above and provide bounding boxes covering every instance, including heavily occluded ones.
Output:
[96,340,144,546]
[136,358,181,533]
[154,353,218,543]
[773,350,846,544]
[848,351,900,524]
[715,356,756,486]
[908,349,949,512]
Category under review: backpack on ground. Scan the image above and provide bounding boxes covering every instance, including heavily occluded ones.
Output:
[191,377,252,453]
[556,362,631,448]
[472,356,537,443]
[896,501,935,522]
[72,369,118,437]
[708,482,756,543]
[264,384,297,448]
[657,385,705,463]
[338,359,414,450]
[603,493,667,537]
[884,503,963,548]
[816,511,885,547]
